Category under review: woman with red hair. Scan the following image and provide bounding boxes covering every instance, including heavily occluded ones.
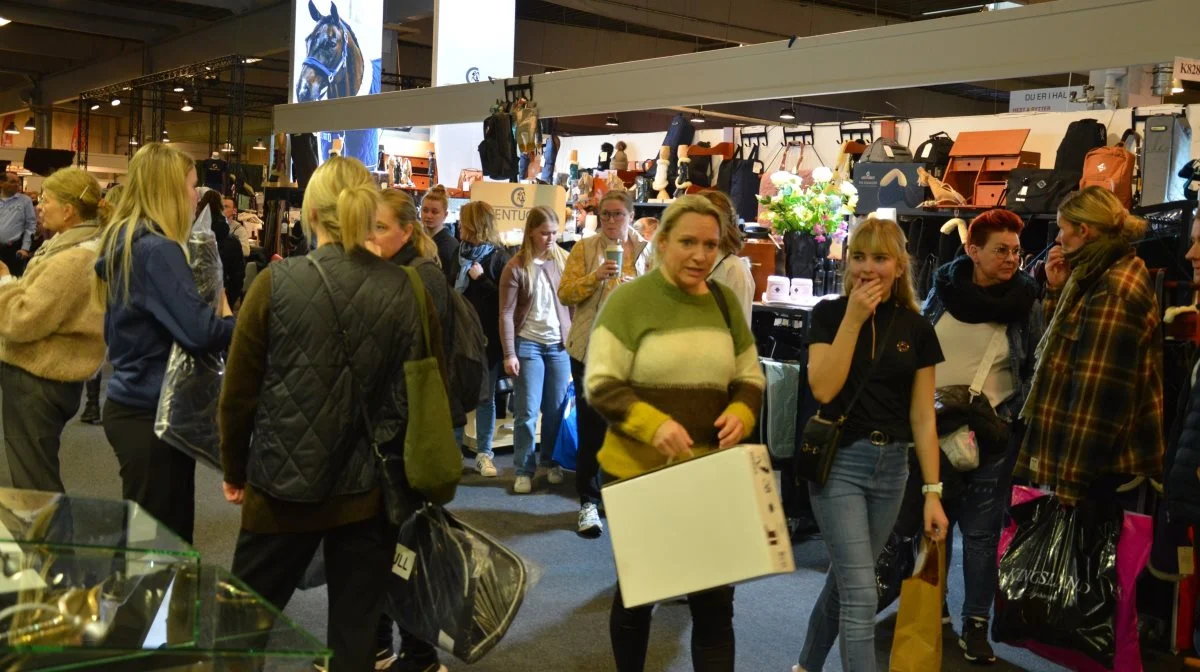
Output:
[917,208,1042,665]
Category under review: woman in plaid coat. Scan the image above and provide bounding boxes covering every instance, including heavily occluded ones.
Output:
[1017,186,1164,504]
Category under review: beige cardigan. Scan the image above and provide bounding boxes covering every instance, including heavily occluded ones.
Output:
[0,222,106,382]
[557,230,651,362]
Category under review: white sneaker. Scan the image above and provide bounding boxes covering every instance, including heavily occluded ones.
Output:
[577,503,603,538]
[475,454,498,477]
[547,465,565,484]
[513,475,532,494]
[792,666,807,672]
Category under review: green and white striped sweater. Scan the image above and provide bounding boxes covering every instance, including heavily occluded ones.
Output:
[585,268,765,479]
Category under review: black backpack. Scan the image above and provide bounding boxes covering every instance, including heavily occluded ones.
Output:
[1054,118,1107,173]
[914,132,955,178]
[718,145,764,223]
[598,142,614,170]
[1006,168,1081,215]
[642,113,695,184]
[412,258,490,418]
[862,137,914,163]
[689,141,713,187]
[478,111,517,181]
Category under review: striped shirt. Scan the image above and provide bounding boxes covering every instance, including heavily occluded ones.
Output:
[586,268,765,479]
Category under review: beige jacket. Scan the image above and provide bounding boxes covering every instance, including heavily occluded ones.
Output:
[557,229,651,361]
[0,222,106,382]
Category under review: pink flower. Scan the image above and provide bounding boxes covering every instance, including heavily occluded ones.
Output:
[815,235,827,243]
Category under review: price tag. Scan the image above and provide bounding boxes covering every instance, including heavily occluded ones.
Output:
[599,152,609,162]
[392,543,416,580]
[921,144,933,159]
[883,145,895,158]
[1180,546,1195,576]
[1018,186,1029,196]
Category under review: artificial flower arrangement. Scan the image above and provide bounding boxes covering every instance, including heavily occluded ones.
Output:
[758,166,857,243]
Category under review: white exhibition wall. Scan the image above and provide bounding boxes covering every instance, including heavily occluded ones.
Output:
[549,105,1199,179]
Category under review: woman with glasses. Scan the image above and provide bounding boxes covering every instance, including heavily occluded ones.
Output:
[558,190,651,537]
[916,209,1042,665]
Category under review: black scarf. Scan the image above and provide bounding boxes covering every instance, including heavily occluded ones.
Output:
[933,255,1038,325]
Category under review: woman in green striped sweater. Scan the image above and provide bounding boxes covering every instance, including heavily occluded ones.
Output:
[585,194,765,672]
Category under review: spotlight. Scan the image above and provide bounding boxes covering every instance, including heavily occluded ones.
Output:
[244,57,262,64]
[162,130,170,143]
[173,84,185,93]
[89,101,101,111]
[253,138,266,150]
[128,137,139,146]
[779,107,796,121]
[220,142,234,153]
[23,117,35,131]
[689,113,706,125]
[605,115,619,128]
[3,121,18,135]
[110,97,121,107]
[181,98,193,112]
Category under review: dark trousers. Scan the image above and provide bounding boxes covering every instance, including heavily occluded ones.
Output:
[571,357,605,505]
[84,372,102,407]
[0,242,28,278]
[232,513,396,672]
[610,585,735,672]
[102,399,196,544]
[0,362,83,492]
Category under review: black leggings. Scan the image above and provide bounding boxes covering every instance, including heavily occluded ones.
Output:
[610,585,735,672]
[571,357,606,505]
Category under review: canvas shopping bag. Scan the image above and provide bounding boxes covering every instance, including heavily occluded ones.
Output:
[890,537,945,672]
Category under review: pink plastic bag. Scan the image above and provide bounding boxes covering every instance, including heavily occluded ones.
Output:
[997,485,1152,672]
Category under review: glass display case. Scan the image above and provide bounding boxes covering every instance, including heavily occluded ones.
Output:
[0,488,330,670]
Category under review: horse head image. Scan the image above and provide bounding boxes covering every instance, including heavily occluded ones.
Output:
[296,0,364,102]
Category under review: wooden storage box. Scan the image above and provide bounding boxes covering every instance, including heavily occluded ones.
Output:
[942,130,1039,208]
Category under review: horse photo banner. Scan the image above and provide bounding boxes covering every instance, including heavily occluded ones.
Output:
[291,0,383,168]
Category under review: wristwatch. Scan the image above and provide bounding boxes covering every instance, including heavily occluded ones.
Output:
[921,482,944,497]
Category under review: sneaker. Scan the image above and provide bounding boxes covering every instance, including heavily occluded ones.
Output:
[513,475,532,494]
[395,648,447,672]
[475,454,498,477]
[376,648,398,671]
[959,617,997,665]
[942,601,952,625]
[80,402,101,425]
[577,503,603,538]
[547,465,565,484]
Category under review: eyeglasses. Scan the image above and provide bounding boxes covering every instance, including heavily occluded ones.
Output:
[987,245,1022,259]
[599,210,628,221]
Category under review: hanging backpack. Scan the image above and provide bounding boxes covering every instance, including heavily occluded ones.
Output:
[719,144,764,223]
[1080,144,1136,208]
[689,141,713,188]
[641,113,695,184]
[861,137,914,163]
[412,257,490,417]
[478,110,517,181]
[1055,118,1109,173]
[914,132,955,178]
[597,142,615,170]
[1007,168,1081,214]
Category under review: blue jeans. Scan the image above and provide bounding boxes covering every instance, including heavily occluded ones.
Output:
[800,439,910,672]
[512,338,571,476]
[945,446,1017,622]
[454,361,503,459]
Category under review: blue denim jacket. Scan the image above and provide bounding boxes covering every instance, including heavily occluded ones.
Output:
[921,287,1044,421]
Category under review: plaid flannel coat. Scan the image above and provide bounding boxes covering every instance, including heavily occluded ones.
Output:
[1016,252,1164,503]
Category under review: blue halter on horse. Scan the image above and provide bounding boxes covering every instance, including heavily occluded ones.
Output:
[298,0,362,102]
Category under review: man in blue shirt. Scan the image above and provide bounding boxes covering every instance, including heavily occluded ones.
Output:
[0,173,36,277]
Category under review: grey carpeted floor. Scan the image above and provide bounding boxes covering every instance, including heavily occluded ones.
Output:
[11,402,1186,671]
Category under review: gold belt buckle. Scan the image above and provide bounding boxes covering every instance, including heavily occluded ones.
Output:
[869,431,888,446]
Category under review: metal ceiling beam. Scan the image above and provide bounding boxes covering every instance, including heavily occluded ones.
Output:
[0,51,79,77]
[0,1,182,41]
[0,24,135,62]
[274,0,1196,133]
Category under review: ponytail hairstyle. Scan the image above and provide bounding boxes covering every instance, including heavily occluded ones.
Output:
[380,189,438,261]
[300,155,378,253]
[1058,186,1148,241]
[93,142,196,308]
[41,167,106,224]
[515,206,569,279]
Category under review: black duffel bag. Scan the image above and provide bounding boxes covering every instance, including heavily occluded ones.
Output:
[1006,168,1080,215]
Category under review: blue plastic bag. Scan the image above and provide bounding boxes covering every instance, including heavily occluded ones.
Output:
[551,383,578,470]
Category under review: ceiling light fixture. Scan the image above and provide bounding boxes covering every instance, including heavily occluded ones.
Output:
[180,98,193,112]
[253,138,266,150]
[605,115,619,128]
[23,118,35,131]
[173,84,185,92]
[0,17,10,27]
[220,142,234,153]
[128,137,139,146]
[244,57,262,64]
[689,112,706,125]
[779,107,796,121]
[110,97,121,107]
[3,121,18,135]
[89,101,101,111]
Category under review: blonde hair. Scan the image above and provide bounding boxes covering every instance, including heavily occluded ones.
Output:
[1058,186,1147,241]
[697,190,743,256]
[656,195,724,250]
[598,189,634,214]
[301,155,378,253]
[459,201,500,245]
[93,142,196,307]
[380,189,438,261]
[844,217,919,313]
[422,184,449,211]
[515,206,569,279]
[104,183,125,208]
[42,167,107,224]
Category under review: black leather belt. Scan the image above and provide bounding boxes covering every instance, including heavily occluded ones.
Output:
[843,429,895,447]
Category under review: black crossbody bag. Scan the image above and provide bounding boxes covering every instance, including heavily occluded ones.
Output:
[795,307,897,486]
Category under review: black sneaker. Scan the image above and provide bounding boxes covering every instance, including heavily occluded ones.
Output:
[80,402,101,425]
[394,648,447,672]
[959,617,997,665]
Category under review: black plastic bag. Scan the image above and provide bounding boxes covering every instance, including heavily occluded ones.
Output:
[385,506,527,663]
[992,496,1122,667]
[876,532,916,613]
[155,214,225,470]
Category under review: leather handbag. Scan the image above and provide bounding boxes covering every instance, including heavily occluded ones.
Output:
[795,309,896,486]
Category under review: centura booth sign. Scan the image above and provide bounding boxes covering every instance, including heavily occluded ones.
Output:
[469,182,567,234]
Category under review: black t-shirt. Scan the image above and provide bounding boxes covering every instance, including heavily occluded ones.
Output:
[432,228,459,285]
[808,297,943,440]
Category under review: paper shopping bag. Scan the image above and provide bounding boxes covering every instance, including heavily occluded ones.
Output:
[890,538,945,672]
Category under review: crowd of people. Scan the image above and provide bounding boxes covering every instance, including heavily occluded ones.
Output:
[0,142,1189,672]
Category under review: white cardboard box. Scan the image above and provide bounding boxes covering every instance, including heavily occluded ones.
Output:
[602,444,794,607]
